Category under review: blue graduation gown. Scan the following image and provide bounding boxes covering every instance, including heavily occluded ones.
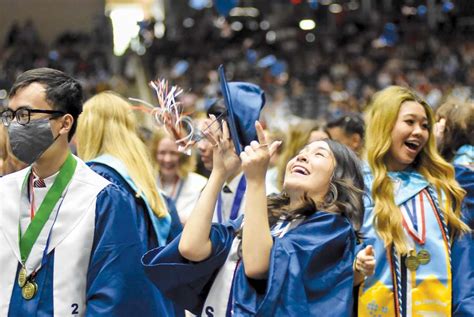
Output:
[452,164,474,316]
[143,211,356,316]
[88,160,184,317]
[8,185,159,316]
[88,162,182,250]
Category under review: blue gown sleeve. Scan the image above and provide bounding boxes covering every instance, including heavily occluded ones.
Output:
[85,185,161,316]
[452,165,474,316]
[233,212,356,317]
[142,220,239,315]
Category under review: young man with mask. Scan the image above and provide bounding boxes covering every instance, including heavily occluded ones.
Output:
[0,68,162,316]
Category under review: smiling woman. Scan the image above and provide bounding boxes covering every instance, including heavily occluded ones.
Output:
[356,86,471,316]
[149,129,208,224]
[143,120,365,316]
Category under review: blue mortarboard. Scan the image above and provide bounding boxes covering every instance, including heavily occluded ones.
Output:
[246,49,258,64]
[214,0,238,17]
[257,54,277,68]
[189,0,208,10]
[218,65,265,154]
[381,22,398,46]
[270,60,286,77]
[171,60,189,77]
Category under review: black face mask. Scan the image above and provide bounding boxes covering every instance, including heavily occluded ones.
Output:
[7,118,59,165]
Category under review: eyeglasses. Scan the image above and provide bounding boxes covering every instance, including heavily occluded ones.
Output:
[1,107,65,127]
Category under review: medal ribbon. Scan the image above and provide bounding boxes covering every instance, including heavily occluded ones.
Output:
[400,193,426,245]
[19,153,77,264]
[217,176,246,223]
[390,188,451,317]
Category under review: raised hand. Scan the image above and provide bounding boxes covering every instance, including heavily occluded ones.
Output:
[239,121,281,183]
[203,115,241,180]
[354,245,376,277]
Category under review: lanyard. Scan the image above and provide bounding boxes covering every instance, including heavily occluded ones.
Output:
[217,176,246,223]
[18,153,77,264]
[400,193,426,245]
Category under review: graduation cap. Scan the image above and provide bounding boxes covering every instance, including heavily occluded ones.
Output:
[214,0,238,16]
[218,65,265,154]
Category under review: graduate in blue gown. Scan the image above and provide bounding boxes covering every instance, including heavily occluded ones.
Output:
[75,91,184,316]
[143,118,365,316]
[354,87,472,316]
[434,100,474,315]
[5,180,156,316]
[0,68,157,316]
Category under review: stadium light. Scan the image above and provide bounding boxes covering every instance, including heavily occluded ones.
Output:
[299,19,316,30]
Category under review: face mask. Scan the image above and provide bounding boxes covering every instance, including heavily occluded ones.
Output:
[7,118,59,165]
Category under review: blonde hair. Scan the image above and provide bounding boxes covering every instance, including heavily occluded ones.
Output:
[149,129,197,179]
[0,126,25,175]
[364,86,469,255]
[76,91,168,218]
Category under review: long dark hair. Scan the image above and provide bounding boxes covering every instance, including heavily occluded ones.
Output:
[267,139,365,233]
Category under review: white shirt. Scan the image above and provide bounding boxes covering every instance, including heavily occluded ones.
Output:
[20,171,59,234]
[160,172,208,224]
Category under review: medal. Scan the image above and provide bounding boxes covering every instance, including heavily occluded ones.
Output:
[17,267,27,288]
[405,251,420,271]
[417,249,431,265]
[21,281,38,300]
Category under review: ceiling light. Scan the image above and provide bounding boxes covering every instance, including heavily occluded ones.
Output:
[266,31,276,43]
[299,19,316,30]
[231,21,243,31]
[306,33,316,42]
[260,20,270,30]
[329,3,343,14]
[229,7,259,17]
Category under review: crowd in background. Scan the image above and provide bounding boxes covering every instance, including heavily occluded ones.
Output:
[1,8,473,123]
[1,8,473,183]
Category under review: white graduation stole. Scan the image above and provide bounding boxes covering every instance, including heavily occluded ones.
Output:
[202,238,241,317]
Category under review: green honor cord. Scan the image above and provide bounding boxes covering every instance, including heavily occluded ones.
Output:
[19,153,77,263]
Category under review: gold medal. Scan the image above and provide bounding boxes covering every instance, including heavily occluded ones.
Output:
[405,251,420,271]
[417,249,431,265]
[17,267,27,288]
[22,281,38,300]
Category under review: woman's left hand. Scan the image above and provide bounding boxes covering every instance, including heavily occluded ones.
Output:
[240,121,281,183]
